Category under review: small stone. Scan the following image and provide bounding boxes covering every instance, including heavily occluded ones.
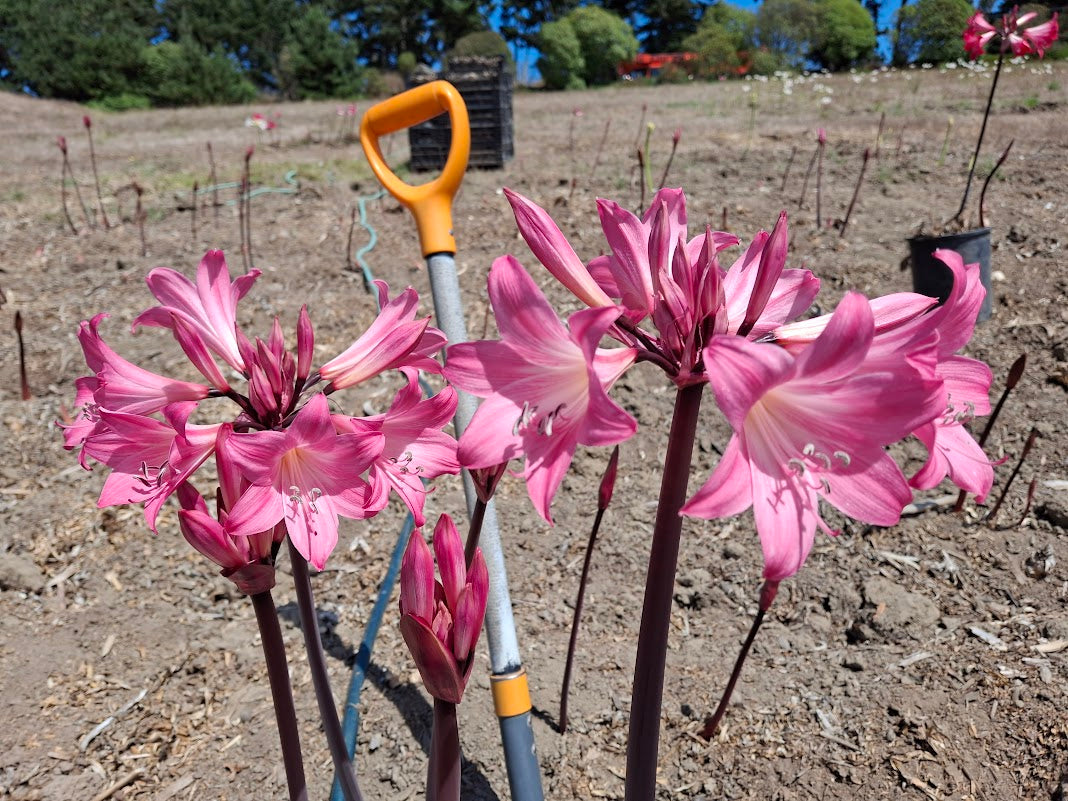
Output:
[0,553,45,593]
[863,576,940,637]
[368,734,382,752]
[722,541,745,560]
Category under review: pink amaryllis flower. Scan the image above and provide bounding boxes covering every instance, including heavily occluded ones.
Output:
[319,281,446,391]
[224,393,383,570]
[81,403,220,533]
[964,8,1059,58]
[133,250,260,373]
[334,368,460,526]
[682,293,944,582]
[444,255,637,522]
[768,250,994,500]
[75,314,210,416]
[506,187,818,386]
[398,514,488,703]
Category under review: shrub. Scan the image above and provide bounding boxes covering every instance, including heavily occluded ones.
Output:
[537,19,586,90]
[141,40,257,106]
[567,6,639,86]
[810,0,877,71]
[446,30,514,71]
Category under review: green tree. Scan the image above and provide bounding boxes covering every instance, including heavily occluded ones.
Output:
[277,6,365,99]
[141,40,257,106]
[636,0,708,52]
[682,22,741,75]
[810,0,877,70]
[0,0,158,101]
[537,18,586,89]
[566,6,638,85]
[161,0,298,89]
[755,0,818,68]
[894,0,983,64]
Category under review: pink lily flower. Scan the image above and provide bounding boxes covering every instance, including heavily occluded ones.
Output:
[504,188,615,310]
[964,8,1059,58]
[335,368,460,526]
[77,314,209,415]
[444,256,638,522]
[133,250,260,373]
[223,393,384,570]
[319,281,446,391]
[682,293,944,581]
[84,403,221,533]
[398,514,488,703]
[766,251,994,500]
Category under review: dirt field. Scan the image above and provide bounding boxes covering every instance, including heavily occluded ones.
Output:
[1,61,1066,801]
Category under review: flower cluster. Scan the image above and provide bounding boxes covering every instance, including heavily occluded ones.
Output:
[62,250,459,581]
[964,7,1059,59]
[448,189,993,582]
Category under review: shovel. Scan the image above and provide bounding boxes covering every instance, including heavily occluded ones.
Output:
[358,80,544,801]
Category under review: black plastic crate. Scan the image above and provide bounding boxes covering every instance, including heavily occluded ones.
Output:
[407,56,514,171]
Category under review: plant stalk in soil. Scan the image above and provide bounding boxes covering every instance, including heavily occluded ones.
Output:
[288,539,363,801]
[83,116,111,229]
[624,384,704,801]
[951,50,1005,225]
[251,590,309,801]
[428,699,461,801]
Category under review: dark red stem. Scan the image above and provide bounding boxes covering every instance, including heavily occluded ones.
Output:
[559,505,606,733]
[251,590,309,801]
[624,383,704,801]
[699,581,778,739]
[428,699,460,801]
[288,540,363,801]
[987,426,1038,524]
[85,125,111,228]
[840,147,871,238]
[953,49,1005,225]
[16,311,30,400]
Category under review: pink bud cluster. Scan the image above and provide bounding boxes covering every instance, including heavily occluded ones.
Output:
[399,515,488,702]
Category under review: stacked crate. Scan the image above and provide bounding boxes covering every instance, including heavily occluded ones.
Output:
[408,56,514,172]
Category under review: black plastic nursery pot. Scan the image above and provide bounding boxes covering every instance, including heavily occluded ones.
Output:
[908,227,993,322]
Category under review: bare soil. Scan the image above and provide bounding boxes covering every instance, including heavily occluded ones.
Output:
[1,62,1067,801]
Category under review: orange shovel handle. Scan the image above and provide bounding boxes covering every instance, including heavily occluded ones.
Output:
[360,81,470,257]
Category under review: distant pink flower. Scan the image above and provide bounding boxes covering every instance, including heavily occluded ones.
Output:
[445,256,637,522]
[399,515,488,703]
[964,8,1059,58]
[319,281,445,390]
[335,368,460,526]
[133,250,260,373]
[683,293,944,581]
[224,394,383,570]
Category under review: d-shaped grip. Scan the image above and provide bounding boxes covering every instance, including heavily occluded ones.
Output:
[360,81,470,257]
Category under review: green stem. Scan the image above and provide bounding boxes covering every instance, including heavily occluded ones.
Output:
[624,383,704,801]
[288,540,363,801]
[953,49,1005,224]
[250,590,309,801]
[428,699,461,801]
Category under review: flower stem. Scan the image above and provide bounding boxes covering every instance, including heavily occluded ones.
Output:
[624,383,704,801]
[698,580,778,740]
[953,49,1005,225]
[428,699,461,801]
[464,498,487,569]
[288,540,363,801]
[251,590,308,801]
[559,506,606,733]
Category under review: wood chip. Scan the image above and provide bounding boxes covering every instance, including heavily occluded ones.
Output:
[967,625,1008,651]
[1033,639,1068,654]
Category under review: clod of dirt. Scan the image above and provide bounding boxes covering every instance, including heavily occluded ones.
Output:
[0,552,45,593]
[862,576,940,638]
